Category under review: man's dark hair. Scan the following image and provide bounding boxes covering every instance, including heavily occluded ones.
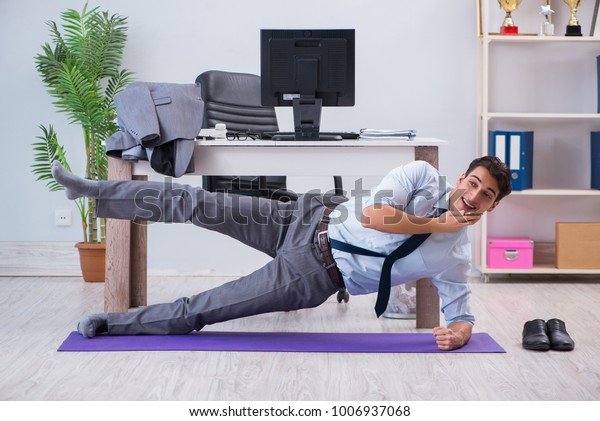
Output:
[465,156,512,202]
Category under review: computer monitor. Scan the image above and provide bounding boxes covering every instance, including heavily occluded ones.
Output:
[260,29,355,140]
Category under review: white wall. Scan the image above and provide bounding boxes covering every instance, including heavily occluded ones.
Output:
[0,0,478,274]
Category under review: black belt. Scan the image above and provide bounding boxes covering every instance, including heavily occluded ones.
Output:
[316,207,346,290]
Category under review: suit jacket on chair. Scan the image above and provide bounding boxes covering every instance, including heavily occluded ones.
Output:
[106,82,204,177]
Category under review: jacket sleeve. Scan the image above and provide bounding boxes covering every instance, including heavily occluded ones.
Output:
[114,82,161,145]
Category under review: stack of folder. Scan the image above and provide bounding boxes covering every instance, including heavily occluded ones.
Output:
[359,129,416,140]
[488,131,534,191]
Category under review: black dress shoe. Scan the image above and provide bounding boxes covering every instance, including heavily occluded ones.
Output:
[546,318,575,351]
[522,319,551,351]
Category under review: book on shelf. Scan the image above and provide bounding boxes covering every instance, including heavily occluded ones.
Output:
[592,132,600,190]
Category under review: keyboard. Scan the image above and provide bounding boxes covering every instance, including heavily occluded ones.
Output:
[263,131,360,141]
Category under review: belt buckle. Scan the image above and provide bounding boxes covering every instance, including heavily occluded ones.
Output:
[316,230,336,270]
[316,230,329,250]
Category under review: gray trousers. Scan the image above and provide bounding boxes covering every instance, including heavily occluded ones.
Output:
[96,179,339,335]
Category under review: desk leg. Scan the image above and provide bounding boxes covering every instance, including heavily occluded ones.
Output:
[415,145,439,169]
[414,146,440,328]
[130,175,148,308]
[105,218,130,312]
[415,278,439,328]
[105,157,132,312]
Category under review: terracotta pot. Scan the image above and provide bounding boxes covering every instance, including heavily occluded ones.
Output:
[75,242,106,282]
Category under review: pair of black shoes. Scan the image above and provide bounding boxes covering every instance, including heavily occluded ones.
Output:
[522,319,575,351]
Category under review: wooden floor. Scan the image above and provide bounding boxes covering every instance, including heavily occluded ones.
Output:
[0,274,599,401]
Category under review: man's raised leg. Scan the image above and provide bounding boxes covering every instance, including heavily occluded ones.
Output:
[52,160,295,256]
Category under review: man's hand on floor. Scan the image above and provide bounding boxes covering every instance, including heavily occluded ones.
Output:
[433,322,472,351]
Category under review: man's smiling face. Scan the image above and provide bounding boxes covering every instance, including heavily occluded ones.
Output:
[449,166,500,214]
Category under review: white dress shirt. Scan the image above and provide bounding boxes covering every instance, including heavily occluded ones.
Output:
[327,161,474,326]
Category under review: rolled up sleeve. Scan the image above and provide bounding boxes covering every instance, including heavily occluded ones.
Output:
[432,261,475,326]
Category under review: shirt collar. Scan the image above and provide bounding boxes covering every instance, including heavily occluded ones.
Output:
[430,182,453,216]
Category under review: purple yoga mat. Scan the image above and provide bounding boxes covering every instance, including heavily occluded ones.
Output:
[58,331,505,353]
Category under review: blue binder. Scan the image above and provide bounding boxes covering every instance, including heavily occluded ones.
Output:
[592,132,600,190]
[488,131,508,165]
[489,130,533,190]
[507,131,534,191]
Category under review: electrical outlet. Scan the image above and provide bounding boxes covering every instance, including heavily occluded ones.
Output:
[55,209,72,226]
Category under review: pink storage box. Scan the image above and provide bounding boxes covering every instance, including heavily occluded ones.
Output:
[487,237,534,269]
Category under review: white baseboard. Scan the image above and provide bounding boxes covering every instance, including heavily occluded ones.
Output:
[0,242,244,277]
[0,242,81,276]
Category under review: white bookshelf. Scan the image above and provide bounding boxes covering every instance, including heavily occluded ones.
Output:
[483,265,600,275]
[476,0,600,277]
[485,112,600,119]
[510,188,600,196]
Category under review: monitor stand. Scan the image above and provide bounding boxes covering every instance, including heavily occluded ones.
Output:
[287,97,341,141]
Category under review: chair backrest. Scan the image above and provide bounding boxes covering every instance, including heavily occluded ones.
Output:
[195,70,278,132]
[196,70,293,200]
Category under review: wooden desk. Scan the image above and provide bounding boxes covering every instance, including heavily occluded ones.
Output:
[105,138,448,328]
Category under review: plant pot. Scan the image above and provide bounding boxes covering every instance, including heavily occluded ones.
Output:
[75,242,106,282]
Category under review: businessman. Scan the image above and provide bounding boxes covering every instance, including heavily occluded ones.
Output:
[52,155,511,350]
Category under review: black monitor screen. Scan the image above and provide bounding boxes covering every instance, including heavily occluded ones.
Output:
[260,29,355,140]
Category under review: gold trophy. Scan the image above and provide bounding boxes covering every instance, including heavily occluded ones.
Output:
[563,0,585,36]
[498,0,523,35]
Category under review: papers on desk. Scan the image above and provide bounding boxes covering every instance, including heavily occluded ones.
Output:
[359,128,416,140]
[196,127,227,140]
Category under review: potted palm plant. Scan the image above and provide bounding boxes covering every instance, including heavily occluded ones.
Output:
[32,3,133,281]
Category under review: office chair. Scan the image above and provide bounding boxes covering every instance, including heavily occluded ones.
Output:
[196,70,344,202]
[196,70,296,202]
